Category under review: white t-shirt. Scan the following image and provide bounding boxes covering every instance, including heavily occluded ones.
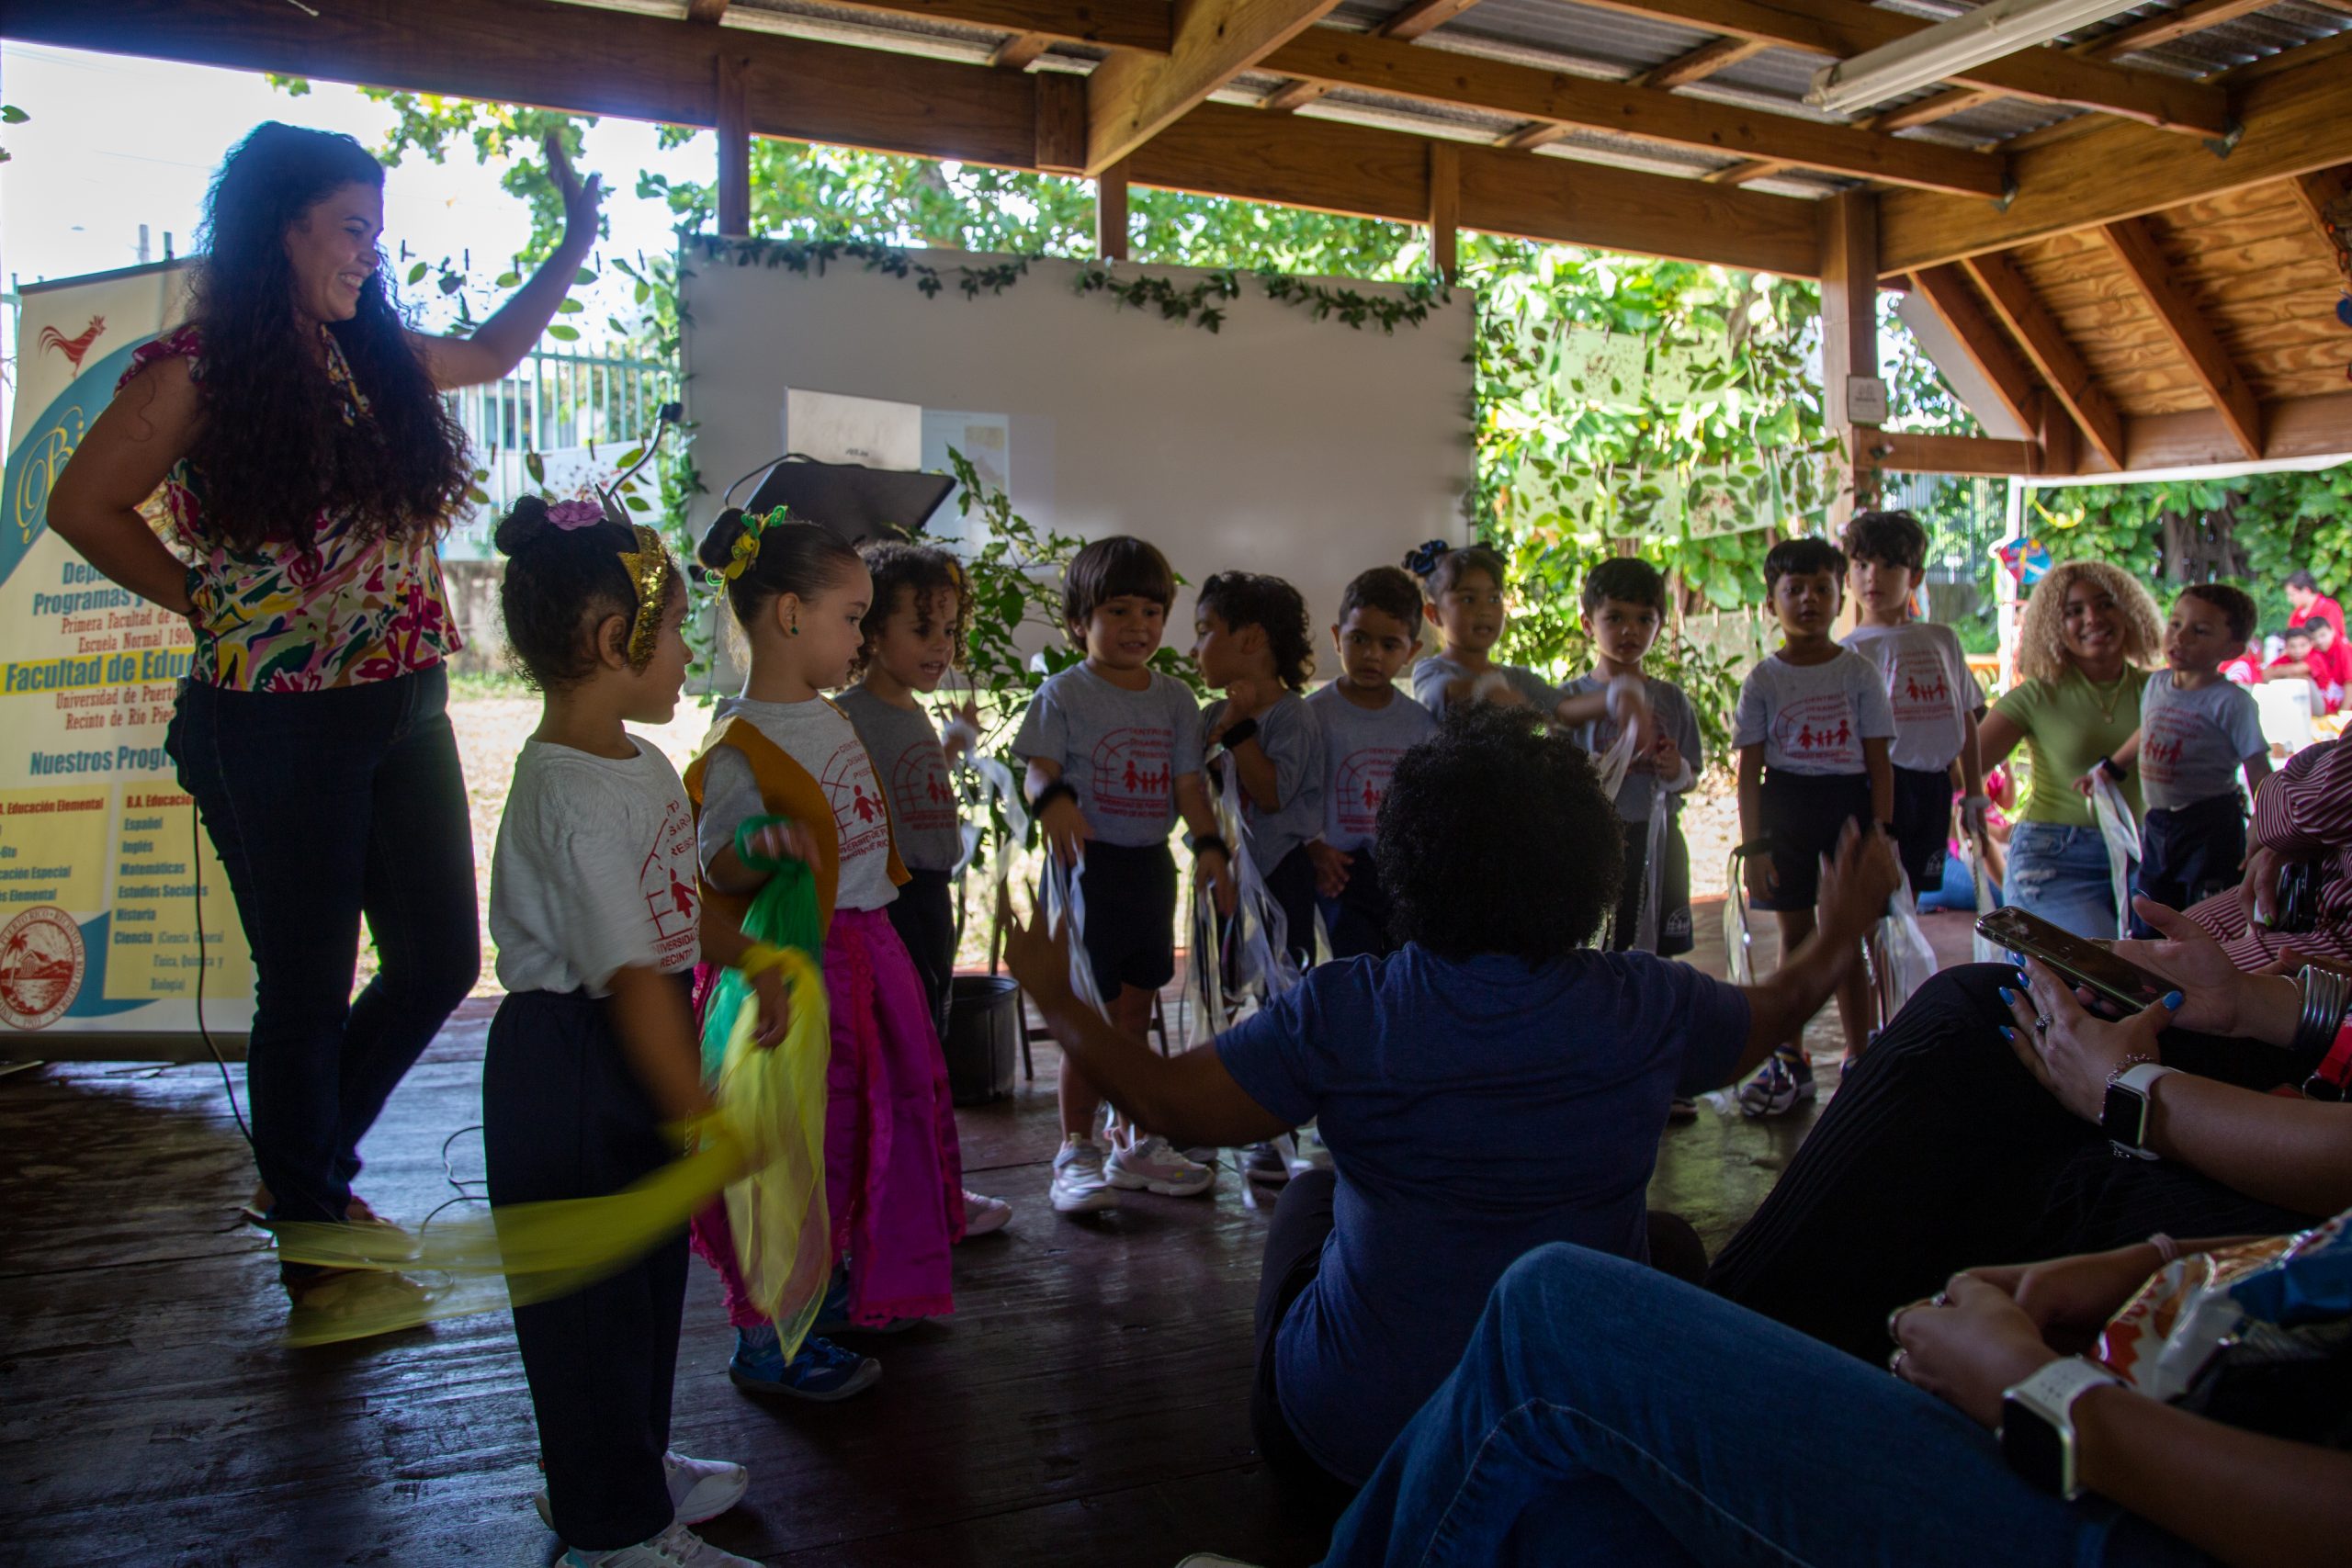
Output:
[2138,671,2267,811]
[491,736,701,996]
[696,694,899,912]
[1840,620,1983,774]
[1733,648,1898,775]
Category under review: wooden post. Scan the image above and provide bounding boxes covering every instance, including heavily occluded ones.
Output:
[716,51,751,237]
[1097,160,1130,262]
[1819,189,1880,525]
[1427,140,1459,284]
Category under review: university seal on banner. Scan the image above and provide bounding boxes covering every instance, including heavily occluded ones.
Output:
[0,906,86,1031]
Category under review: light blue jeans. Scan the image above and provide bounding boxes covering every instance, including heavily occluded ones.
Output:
[2003,819,2127,941]
[1319,1245,2211,1568]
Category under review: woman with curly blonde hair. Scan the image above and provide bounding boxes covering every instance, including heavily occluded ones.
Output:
[1976,560,2164,935]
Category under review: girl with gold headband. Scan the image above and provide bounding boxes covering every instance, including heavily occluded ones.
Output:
[684,506,964,1401]
[480,493,763,1568]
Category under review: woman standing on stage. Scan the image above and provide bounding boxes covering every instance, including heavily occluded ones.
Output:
[49,121,602,1310]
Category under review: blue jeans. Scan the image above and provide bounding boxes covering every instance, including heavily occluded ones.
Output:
[169,666,480,1233]
[2003,819,2124,940]
[1321,1245,2211,1568]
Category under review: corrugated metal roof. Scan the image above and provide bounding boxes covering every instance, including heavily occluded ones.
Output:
[1437,0,1721,73]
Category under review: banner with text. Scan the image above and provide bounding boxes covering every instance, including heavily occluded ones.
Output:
[1,262,253,1039]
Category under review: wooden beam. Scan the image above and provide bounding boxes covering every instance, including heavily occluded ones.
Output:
[1880,49,2352,275]
[685,0,729,22]
[1870,431,2043,477]
[1096,158,1132,259]
[1378,0,1489,42]
[1962,251,2127,471]
[1261,79,1333,112]
[1906,265,2045,436]
[1495,122,1566,152]
[2286,163,2352,272]
[990,30,1055,70]
[2094,389,2352,473]
[0,0,1828,276]
[715,50,751,235]
[1848,0,2277,140]
[1427,139,1459,283]
[1085,0,1343,175]
[1259,28,2011,197]
[1035,69,1089,173]
[2099,217,2263,461]
[1703,158,1788,186]
[2089,0,2276,58]
[1635,37,1769,91]
[793,0,1171,51]
[2037,389,2078,477]
[1819,191,1880,517]
[1567,0,2229,137]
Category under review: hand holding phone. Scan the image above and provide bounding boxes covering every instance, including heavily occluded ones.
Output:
[1973,906,2172,1013]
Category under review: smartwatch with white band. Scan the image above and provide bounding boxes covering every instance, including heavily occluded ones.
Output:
[2000,1356,2125,1500]
[2100,1061,2177,1160]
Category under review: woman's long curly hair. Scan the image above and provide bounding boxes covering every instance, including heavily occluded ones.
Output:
[2014,559,2163,683]
[185,122,469,551]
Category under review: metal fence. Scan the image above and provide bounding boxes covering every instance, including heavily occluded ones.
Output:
[442,344,673,558]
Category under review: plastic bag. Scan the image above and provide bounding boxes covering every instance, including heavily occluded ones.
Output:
[1874,890,1940,1020]
[2096,1209,2352,1440]
[1964,835,2007,964]
[2088,774,2143,940]
[1724,848,1758,987]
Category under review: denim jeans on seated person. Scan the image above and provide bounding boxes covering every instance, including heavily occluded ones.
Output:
[1318,1244,2212,1568]
[2003,818,2125,941]
[168,665,480,1233]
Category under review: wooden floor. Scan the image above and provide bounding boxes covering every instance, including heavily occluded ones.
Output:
[0,903,1980,1567]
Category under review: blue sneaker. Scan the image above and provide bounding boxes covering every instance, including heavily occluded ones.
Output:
[729,1325,880,1402]
[811,1269,918,1337]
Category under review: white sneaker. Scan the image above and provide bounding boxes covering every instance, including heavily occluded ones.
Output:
[537,1450,749,1534]
[1106,1134,1216,1198]
[963,1189,1014,1236]
[560,1520,762,1567]
[1050,1138,1120,1213]
[1736,1049,1817,1119]
[663,1451,749,1526]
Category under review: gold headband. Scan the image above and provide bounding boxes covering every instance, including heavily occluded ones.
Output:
[617,524,674,670]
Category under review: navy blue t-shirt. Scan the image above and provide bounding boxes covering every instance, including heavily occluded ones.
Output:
[1216,943,1750,1483]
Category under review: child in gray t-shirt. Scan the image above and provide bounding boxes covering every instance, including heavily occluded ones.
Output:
[1192,571,1326,976]
[2082,584,2274,936]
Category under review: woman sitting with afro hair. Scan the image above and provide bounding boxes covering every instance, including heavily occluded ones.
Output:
[1004,703,1902,1494]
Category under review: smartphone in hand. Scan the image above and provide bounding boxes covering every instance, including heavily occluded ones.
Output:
[1973,906,2172,1013]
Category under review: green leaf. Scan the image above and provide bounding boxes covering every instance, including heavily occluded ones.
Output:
[406,260,428,285]
[546,322,581,342]
[495,270,522,288]
[556,297,584,313]
[525,451,546,484]
[1,104,28,124]
[575,265,597,285]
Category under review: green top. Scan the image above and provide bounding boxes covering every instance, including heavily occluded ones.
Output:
[1992,665,2150,827]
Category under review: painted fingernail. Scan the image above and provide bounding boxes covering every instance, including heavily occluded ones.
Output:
[1997,987,2017,1005]
[2000,1026,2018,1041]
[2162,990,2184,1010]
[2014,969,2031,989]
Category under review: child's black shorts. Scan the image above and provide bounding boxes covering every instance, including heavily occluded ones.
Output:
[2131,792,2245,939]
[1318,847,1394,961]
[1072,840,1178,998]
[1890,764,1955,896]
[1753,768,1873,912]
[1606,814,1694,956]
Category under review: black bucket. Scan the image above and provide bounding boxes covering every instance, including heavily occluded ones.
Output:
[944,975,1021,1106]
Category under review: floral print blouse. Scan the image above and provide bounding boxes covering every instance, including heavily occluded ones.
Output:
[121,323,461,692]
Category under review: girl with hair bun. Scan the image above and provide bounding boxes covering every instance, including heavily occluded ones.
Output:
[47,121,605,1322]
[1403,539,1556,715]
[481,494,761,1568]
[682,506,963,1402]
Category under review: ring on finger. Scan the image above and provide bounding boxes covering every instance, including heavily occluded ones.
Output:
[1887,1348,1908,1377]
[2033,1014,2051,1034]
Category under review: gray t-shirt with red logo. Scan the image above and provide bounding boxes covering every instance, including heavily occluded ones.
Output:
[1012,663,1206,848]
[835,683,964,874]
[1733,649,1897,775]
[2137,671,2266,811]
[1306,682,1438,853]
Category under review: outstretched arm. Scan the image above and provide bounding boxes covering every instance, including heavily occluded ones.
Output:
[1003,893,1283,1146]
[409,134,603,389]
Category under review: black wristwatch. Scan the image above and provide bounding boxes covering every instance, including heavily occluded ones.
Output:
[2097,754,2128,783]
[2000,1357,2124,1499]
[1218,716,1261,750]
